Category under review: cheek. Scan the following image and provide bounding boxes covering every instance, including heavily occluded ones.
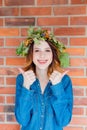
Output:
[33,53,38,63]
[50,56,53,63]
[48,53,53,63]
[33,53,35,62]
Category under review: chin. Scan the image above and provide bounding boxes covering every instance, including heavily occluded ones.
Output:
[36,64,49,70]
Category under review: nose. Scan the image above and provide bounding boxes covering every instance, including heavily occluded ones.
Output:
[39,51,45,58]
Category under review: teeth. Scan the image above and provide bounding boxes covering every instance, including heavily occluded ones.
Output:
[38,60,47,63]
[38,60,47,62]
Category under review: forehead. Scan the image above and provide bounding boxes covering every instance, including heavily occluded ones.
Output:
[33,40,51,49]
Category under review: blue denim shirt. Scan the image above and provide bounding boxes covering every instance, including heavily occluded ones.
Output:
[15,74,73,130]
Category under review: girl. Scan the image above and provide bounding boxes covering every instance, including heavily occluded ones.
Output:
[15,27,73,130]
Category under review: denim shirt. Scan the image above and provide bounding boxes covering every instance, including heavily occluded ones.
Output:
[15,74,73,130]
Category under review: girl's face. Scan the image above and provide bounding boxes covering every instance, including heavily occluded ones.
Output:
[33,40,53,70]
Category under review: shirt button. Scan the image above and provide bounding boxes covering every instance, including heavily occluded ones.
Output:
[42,102,44,105]
[41,115,44,118]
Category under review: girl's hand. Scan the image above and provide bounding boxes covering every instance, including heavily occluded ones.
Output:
[18,68,36,89]
[49,70,69,85]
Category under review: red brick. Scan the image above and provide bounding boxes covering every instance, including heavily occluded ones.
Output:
[53,6,86,15]
[73,88,84,96]
[0,8,19,16]
[70,38,87,46]
[0,124,20,130]
[86,108,87,115]
[0,28,19,36]
[6,58,25,66]
[0,38,4,46]
[70,58,87,67]
[0,114,5,122]
[0,77,4,85]
[73,107,84,115]
[0,96,5,103]
[71,0,87,4]
[70,16,87,25]
[71,117,87,125]
[5,0,34,6]
[68,68,84,76]
[37,17,68,26]
[37,0,68,5]
[0,58,4,65]
[54,27,85,36]
[6,96,15,104]
[86,88,87,96]
[0,0,2,6]
[67,48,85,56]
[4,105,14,112]
[0,48,16,56]
[0,18,3,26]
[0,106,4,112]
[6,77,15,85]
[72,78,87,86]
[64,127,83,130]
[0,68,19,75]
[57,38,68,45]
[6,38,24,46]
[0,87,15,94]
[21,28,28,36]
[7,114,16,122]
[5,18,35,26]
[21,7,51,16]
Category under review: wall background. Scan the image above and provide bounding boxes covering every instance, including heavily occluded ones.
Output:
[0,0,87,130]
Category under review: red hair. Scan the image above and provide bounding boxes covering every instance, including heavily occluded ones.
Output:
[23,40,64,76]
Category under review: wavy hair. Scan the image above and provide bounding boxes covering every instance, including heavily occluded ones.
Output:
[23,40,64,76]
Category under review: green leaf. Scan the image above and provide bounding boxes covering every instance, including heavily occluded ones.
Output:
[33,38,40,44]
[16,41,28,56]
[59,52,69,67]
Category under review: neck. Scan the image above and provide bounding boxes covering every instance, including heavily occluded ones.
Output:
[36,67,49,93]
[36,68,48,81]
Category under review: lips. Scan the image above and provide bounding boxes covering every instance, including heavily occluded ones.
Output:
[37,60,48,64]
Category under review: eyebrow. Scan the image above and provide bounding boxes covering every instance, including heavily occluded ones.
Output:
[34,47,51,49]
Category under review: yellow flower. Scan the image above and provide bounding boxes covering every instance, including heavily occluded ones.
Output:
[24,38,33,46]
[44,31,49,39]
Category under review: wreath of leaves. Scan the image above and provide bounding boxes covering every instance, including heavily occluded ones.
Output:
[16,26,69,67]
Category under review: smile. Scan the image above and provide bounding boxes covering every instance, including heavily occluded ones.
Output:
[37,60,48,64]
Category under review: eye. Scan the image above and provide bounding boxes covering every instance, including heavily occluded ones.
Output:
[34,49,39,52]
[45,49,51,52]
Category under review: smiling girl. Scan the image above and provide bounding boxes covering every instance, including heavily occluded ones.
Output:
[15,27,73,130]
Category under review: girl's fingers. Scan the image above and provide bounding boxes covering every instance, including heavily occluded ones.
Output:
[18,68,24,74]
[25,70,35,76]
[61,70,69,78]
[49,70,69,85]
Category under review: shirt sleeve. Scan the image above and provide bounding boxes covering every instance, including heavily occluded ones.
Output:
[50,74,73,127]
[15,74,34,126]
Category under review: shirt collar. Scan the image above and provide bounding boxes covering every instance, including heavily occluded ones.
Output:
[30,78,52,96]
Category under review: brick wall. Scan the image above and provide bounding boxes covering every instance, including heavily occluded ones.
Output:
[0,0,87,130]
